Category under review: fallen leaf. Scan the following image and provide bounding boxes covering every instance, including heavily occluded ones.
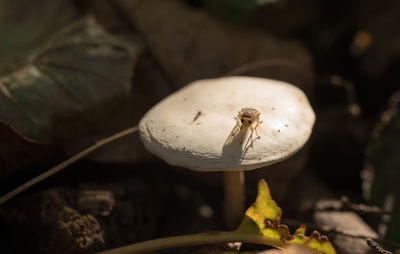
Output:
[0,0,79,75]
[0,0,79,180]
[116,0,314,96]
[237,179,282,236]
[0,17,138,143]
[237,180,336,254]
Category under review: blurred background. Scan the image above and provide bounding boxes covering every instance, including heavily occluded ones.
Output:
[0,0,399,253]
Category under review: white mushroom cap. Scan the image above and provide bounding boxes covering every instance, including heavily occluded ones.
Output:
[139,76,315,172]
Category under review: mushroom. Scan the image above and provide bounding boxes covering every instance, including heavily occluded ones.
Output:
[139,76,315,228]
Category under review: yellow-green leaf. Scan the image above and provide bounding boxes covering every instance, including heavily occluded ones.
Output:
[294,225,307,235]
[236,179,336,254]
[237,179,282,234]
[305,232,336,254]
[288,234,307,245]
[236,179,289,242]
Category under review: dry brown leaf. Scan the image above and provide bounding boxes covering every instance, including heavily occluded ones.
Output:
[116,0,314,96]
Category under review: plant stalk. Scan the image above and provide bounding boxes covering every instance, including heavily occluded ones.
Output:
[96,231,285,254]
[0,126,139,205]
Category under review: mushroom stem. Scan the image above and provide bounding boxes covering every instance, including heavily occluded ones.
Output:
[223,170,245,229]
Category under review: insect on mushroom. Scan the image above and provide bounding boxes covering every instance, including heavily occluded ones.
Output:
[226,107,262,148]
[138,77,316,228]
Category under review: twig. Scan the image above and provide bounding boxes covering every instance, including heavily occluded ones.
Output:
[315,196,397,217]
[225,58,305,77]
[0,126,139,205]
[96,231,286,254]
[316,75,361,116]
[367,238,394,254]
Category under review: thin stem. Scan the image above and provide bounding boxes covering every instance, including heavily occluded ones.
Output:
[96,231,285,254]
[223,170,245,229]
[0,126,139,205]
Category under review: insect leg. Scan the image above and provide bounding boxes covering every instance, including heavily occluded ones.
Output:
[253,120,262,139]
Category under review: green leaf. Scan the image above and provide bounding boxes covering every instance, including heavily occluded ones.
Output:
[0,17,138,143]
[236,179,336,254]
